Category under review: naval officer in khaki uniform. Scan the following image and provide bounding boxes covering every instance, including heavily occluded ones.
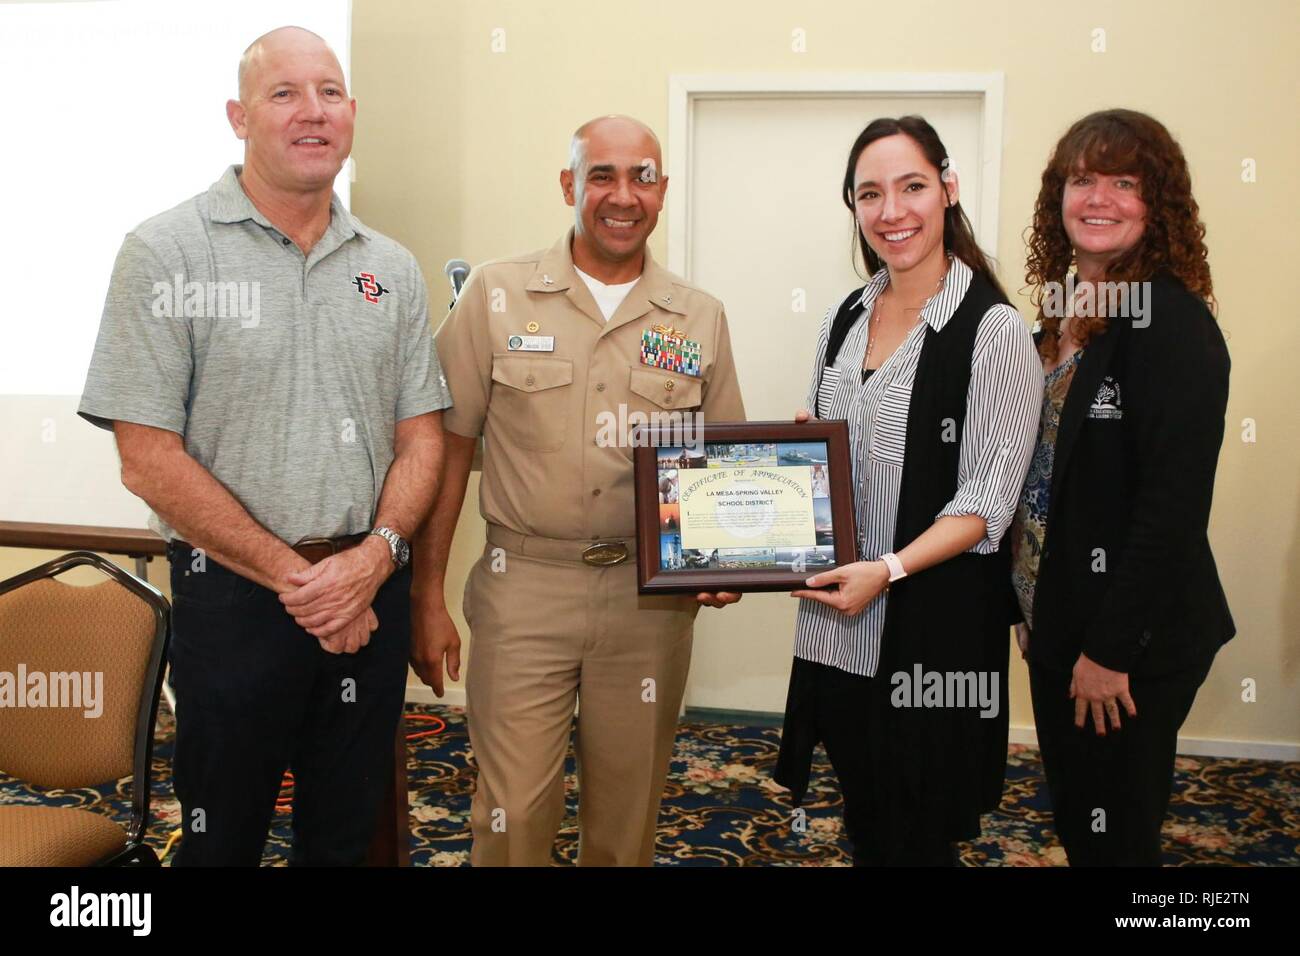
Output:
[412,115,746,866]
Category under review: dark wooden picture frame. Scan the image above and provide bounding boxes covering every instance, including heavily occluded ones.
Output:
[633,420,858,594]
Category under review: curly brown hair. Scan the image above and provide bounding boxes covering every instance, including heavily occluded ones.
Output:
[1024,109,1215,360]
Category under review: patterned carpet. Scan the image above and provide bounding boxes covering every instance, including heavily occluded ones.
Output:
[2,703,1297,866]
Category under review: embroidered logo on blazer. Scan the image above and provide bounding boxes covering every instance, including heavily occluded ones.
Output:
[1088,376,1123,420]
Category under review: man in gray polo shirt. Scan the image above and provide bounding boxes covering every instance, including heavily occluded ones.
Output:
[78,26,450,866]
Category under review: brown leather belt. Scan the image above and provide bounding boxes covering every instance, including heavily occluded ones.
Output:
[486,524,633,567]
[172,533,369,566]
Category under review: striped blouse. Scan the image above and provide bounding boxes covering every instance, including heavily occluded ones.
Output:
[793,256,1044,677]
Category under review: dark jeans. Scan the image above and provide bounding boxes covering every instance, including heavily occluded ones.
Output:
[166,541,411,866]
[1029,654,1214,866]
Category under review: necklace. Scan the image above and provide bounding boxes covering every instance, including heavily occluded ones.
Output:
[863,262,949,370]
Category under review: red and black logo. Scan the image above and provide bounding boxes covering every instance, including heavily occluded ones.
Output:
[353,272,388,303]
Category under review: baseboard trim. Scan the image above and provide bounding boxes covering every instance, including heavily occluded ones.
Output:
[404,684,466,709]
[1009,724,1299,762]
[400,690,1298,762]
[684,705,784,727]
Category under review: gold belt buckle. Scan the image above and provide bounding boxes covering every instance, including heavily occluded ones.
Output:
[582,541,629,567]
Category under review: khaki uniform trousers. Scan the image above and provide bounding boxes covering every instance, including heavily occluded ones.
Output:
[464,527,698,866]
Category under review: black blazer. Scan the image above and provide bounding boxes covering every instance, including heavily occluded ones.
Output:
[1023,272,1235,677]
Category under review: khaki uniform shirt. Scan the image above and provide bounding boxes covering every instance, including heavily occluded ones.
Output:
[435,229,746,541]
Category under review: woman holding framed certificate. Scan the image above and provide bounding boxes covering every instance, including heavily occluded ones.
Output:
[773,116,1043,866]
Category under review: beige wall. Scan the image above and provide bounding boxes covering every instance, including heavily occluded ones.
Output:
[5,0,1294,751]
[347,0,1299,749]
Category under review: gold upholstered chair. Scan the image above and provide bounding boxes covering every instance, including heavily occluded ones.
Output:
[0,551,169,866]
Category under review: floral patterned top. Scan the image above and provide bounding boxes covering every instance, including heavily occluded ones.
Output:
[1010,348,1085,629]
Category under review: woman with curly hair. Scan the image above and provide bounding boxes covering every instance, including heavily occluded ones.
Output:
[1011,109,1235,866]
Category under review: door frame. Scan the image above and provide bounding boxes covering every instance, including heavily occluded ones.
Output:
[665,72,1006,277]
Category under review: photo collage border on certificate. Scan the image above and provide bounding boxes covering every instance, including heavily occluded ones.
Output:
[655,440,836,572]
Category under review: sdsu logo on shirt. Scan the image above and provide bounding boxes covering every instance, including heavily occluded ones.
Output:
[353,272,388,303]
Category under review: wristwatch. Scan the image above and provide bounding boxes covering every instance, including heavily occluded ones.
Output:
[369,527,410,570]
[879,552,908,583]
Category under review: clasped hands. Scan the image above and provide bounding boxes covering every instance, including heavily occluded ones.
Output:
[278,536,393,655]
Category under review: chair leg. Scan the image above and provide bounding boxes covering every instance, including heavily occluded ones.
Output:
[103,842,161,867]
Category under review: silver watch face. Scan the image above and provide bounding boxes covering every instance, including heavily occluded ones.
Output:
[373,528,409,568]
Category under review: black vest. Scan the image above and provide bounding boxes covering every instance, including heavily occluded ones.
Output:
[830,269,1015,853]
[825,269,1005,557]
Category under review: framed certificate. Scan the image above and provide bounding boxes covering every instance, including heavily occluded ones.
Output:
[632,420,859,594]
